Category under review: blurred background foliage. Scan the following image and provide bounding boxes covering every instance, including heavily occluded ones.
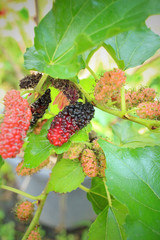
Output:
[0,0,160,239]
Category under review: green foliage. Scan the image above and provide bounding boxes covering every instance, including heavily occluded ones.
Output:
[24,0,160,78]
[70,124,91,143]
[99,140,160,240]
[23,118,54,168]
[88,200,128,240]
[1,1,160,239]
[112,121,160,148]
[47,158,85,193]
[0,210,15,240]
[87,178,108,214]
[79,77,96,100]
[104,26,160,70]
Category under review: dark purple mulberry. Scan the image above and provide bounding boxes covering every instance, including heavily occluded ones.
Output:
[47,102,95,146]
[31,89,51,126]
[51,79,80,103]
[19,73,42,89]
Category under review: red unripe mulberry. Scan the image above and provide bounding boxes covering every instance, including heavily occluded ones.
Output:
[94,69,126,104]
[81,149,99,177]
[15,200,34,222]
[16,158,49,176]
[137,101,160,119]
[0,90,32,159]
[92,139,106,177]
[114,87,156,109]
[27,230,41,240]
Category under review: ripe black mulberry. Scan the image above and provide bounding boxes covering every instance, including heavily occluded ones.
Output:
[19,73,42,89]
[31,89,51,126]
[47,102,95,146]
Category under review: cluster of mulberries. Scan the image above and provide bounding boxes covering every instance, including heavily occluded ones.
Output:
[19,73,42,89]
[16,158,49,176]
[94,69,126,104]
[80,140,106,178]
[15,200,34,222]
[47,102,95,146]
[114,87,156,109]
[0,90,32,159]
[52,79,80,103]
[30,89,51,126]
[136,101,160,119]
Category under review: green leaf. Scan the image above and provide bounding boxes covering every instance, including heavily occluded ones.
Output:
[52,141,71,154]
[112,121,160,148]
[79,77,96,100]
[88,200,128,240]
[104,26,160,70]
[24,0,160,78]
[24,46,47,73]
[99,140,160,239]
[70,124,91,143]
[47,158,85,193]
[87,177,108,214]
[24,118,54,168]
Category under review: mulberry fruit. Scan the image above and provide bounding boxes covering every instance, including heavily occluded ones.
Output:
[94,69,126,104]
[15,200,34,222]
[0,90,32,159]
[52,79,80,103]
[137,101,160,119]
[81,149,99,177]
[92,139,106,177]
[48,102,95,146]
[80,141,106,178]
[31,89,51,126]
[16,158,49,176]
[19,73,42,89]
[27,229,41,240]
[114,87,156,109]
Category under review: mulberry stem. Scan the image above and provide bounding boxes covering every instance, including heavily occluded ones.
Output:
[20,89,35,96]
[22,179,49,240]
[35,73,48,93]
[79,184,90,193]
[1,185,43,200]
[86,65,98,80]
